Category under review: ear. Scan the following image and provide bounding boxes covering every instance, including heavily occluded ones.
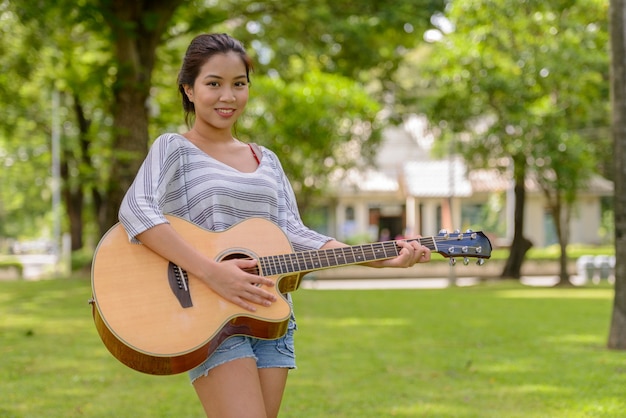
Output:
[183,85,194,102]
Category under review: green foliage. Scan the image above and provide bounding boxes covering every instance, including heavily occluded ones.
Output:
[224,0,444,80]
[417,0,609,173]
[1,278,625,417]
[239,69,381,209]
[0,0,114,239]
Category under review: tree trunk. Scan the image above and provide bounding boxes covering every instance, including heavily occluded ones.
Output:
[557,231,570,285]
[98,0,183,235]
[62,94,92,251]
[550,191,573,286]
[608,0,626,350]
[501,160,532,279]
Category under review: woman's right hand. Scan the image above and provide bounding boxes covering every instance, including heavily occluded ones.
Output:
[201,258,277,312]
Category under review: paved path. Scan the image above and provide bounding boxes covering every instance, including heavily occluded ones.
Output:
[300,275,591,290]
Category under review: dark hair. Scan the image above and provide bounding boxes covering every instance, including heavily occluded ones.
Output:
[178,33,253,127]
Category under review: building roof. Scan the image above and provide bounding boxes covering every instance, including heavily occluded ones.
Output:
[402,159,473,197]
[332,167,399,194]
[469,168,511,193]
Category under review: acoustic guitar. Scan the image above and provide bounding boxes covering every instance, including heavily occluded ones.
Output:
[90,215,491,375]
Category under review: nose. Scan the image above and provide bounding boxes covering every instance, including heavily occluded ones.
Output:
[220,87,236,102]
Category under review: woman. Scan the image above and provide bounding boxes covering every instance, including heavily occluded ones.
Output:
[119,33,431,418]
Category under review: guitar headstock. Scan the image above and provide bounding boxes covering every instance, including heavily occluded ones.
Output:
[434,229,492,265]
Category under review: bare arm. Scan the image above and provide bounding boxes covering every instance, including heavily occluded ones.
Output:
[136,223,276,312]
[320,238,431,268]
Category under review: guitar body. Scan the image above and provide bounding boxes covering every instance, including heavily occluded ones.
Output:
[91,216,297,375]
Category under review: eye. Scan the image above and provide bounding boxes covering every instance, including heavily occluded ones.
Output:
[206,81,220,87]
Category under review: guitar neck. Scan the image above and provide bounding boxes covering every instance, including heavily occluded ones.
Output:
[258,238,434,277]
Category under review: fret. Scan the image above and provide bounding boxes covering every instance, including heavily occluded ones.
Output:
[383,241,400,258]
[268,255,281,276]
[320,248,331,268]
[277,254,290,274]
[364,243,379,261]
[285,253,298,273]
[307,251,323,270]
[344,246,357,264]
[333,247,347,266]
[353,245,365,263]
[361,244,376,261]
[382,242,394,258]
[295,252,308,272]
[303,251,313,271]
[300,251,312,271]
[325,247,339,267]
[259,256,272,276]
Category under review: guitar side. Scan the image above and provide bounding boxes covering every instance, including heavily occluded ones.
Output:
[90,216,295,375]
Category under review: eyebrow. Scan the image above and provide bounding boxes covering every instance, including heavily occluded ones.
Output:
[203,74,248,80]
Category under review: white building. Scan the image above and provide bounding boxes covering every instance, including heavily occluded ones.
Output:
[326,119,613,248]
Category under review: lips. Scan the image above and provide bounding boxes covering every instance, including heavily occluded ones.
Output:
[216,108,236,116]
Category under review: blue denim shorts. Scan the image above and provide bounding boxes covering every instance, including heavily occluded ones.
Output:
[188,316,297,383]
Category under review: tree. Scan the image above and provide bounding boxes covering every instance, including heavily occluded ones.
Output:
[0,2,97,242]
[608,0,626,350]
[415,0,609,280]
[1,0,446,249]
[95,0,184,233]
[1,0,118,249]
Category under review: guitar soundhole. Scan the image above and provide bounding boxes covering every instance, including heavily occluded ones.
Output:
[220,253,260,276]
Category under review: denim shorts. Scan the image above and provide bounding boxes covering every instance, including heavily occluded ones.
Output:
[188,316,297,383]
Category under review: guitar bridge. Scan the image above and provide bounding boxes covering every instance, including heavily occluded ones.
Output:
[168,262,192,308]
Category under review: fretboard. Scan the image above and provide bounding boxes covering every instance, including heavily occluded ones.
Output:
[258,237,437,277]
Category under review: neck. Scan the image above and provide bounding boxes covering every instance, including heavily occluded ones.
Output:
[188,126,234,144]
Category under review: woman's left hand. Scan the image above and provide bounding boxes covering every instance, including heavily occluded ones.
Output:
[369,240,431,268]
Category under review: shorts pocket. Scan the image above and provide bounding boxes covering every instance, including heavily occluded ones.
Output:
[275,324,296,357]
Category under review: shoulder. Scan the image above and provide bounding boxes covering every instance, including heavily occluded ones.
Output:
[254,144,280,165]
[151,132,188,149]
[147,133,196,158]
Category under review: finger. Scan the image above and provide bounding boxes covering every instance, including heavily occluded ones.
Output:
[234,257,259,269]
[232,296,257,312]
[257,277,276,288]
[243,286,276,307]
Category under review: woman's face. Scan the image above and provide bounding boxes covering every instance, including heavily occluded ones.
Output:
[184,51,249,132]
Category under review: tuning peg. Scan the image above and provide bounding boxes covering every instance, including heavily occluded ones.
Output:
[463,257,469,265]
[449,258,457,266]
[465,229,474,233]
[476,259,485,266]
[439,229,448,234]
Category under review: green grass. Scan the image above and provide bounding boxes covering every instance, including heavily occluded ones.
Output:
[486,245,614,261]
[1,278,624,417]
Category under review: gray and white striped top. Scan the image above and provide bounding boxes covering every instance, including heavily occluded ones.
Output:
[119,133,332,251]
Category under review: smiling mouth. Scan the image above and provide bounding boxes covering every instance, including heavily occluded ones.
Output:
[216,108,236,116]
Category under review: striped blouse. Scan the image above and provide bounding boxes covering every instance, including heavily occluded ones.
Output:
[119,133,332,251]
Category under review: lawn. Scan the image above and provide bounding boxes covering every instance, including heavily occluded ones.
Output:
[0,277,624,417]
